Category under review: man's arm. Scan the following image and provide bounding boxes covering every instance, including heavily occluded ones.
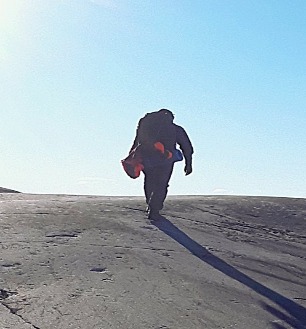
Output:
[175,125,194,175]
[130,134,139,153]
[129,119,142,153]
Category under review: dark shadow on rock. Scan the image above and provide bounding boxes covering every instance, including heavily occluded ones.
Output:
[153,217,306,329]
[261,302,306,329]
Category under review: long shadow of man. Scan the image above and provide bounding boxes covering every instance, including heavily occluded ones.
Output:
[153,217,306,329]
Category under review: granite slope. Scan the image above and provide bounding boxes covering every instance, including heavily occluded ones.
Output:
[0,194,305,329]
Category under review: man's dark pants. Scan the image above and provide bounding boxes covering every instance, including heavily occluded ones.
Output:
[143,163,174,212]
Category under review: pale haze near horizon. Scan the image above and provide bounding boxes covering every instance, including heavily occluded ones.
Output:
[1,0,305,198]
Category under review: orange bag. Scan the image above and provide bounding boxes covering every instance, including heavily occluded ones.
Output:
[121,146,144,179]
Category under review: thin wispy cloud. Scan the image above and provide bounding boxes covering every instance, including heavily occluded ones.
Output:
[77,177,115,185]
[213,188,234,195]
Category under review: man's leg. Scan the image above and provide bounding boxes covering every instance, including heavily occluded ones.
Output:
[143,168,156,206]
[144,163,174,215]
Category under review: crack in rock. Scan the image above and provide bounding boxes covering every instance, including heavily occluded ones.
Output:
[90,267,107,273]
[0,289,41,328]
[1,262,22,268]
[46,231,80,238]
[0,288,17,299]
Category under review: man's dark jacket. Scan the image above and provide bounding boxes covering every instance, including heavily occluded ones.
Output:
[131,118,194,167]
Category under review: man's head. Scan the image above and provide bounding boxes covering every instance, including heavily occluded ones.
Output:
[158,109,174,122]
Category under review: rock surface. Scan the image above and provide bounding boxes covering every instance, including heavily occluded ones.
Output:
[0,187,20,193]
[0,194,305,329]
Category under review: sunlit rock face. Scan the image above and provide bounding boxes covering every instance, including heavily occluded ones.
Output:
[0,194,305,329]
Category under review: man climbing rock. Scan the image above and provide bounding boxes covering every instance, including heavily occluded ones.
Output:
[130,109,194,220]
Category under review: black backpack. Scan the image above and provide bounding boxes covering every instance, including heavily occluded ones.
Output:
[137,110,176,151]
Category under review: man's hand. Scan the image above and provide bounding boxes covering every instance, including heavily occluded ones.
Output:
[184,164,192,176]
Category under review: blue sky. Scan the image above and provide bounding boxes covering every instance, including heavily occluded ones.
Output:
[1,0,306,197]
